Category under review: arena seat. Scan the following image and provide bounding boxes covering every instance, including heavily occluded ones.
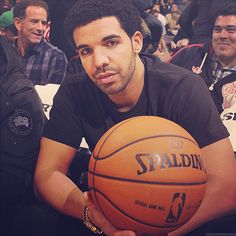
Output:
[221,106,236,157]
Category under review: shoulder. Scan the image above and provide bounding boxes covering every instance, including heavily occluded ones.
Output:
[170,44,206,60]
[4,76,42,107]
[169,44,210,69]
[142,53,199,83]
[40,39,67,58]
[1,76,43,135]
[57,72,95,96]
[143,53,209,100]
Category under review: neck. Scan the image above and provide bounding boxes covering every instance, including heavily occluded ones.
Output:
[16,36,30,57]
[108,56,145,112]
[217,55,236,68]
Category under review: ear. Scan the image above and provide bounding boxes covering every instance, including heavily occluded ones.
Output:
[132,31,143,54]
[13,17,22,31]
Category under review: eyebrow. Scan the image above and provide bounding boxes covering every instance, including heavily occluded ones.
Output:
[76,34,121,50]
[214,24,236,27]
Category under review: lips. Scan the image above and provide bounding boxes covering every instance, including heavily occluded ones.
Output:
[95,72,118,85]
[217,41,231,46]
[32,32,43,39]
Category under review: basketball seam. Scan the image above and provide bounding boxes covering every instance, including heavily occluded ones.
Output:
[90,117,202,232]
[88,171,207,186]
[91,118,136,219]
[93,135,198,160]
[91,187,186,229]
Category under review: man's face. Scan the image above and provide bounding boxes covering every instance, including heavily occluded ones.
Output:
[153,4,160,12]
[171,4,178,12]
[15,6,47,47]
[73,17,141,95]
[212,15,236,67]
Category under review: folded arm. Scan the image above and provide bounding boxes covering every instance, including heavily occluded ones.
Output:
[34,137,85,218]
[34,137,136,236]
[169,137,236,235]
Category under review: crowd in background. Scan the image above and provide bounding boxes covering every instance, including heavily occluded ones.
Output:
[0,0,191,60]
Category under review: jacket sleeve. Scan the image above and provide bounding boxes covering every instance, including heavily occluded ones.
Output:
[0,76,44,187]
[178,0,199,38]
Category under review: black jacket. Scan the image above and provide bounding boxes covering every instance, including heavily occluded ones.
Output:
[176,0,235,44]
[170,43,236,113]
[0,36,44,187]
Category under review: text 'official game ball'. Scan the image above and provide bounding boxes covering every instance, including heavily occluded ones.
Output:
[88,116,207,236]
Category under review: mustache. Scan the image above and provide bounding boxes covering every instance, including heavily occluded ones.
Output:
[33,30,45,35]
[218,38,230,42]
[93,66,118,77]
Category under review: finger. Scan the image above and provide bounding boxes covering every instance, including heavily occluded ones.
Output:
[84,191,96,210]
[84,192,136,236]
[112,230,136,236]
[83,191,89,204]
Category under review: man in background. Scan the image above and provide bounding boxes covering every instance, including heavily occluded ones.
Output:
[170,3,236,157]
[174,0,235,48]
[13,0,67,85]
[170,2,236,112]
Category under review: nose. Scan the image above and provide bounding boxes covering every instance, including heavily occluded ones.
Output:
[219,28,228,38]
[93,48,109,69]
[36,21,46,32]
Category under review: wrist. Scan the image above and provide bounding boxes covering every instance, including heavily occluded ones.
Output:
[82,206,103,235]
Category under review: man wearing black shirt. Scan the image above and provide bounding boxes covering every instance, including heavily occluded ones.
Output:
[34,1,236,236]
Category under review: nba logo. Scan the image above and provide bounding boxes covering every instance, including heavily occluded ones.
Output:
[165,192,186,223]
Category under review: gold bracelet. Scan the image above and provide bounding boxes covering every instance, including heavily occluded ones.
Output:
[83,206,103,235]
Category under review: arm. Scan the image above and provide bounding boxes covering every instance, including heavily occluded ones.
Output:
[47,52,67,84]
[178,0,198,39]
[34,137,136,236]
[1,77,44,207]
[34,137,85,218]
[169,46,187,65]
[169,137,236,235]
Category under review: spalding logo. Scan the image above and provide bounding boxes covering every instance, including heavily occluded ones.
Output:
[135,153,206,176]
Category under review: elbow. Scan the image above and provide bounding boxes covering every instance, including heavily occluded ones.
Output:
[231,188,236,213]
[33,169,45,201]
[221,183,236,214]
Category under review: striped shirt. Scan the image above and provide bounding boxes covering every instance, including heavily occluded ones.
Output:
[23,39,67,85]
[212,53,236,80]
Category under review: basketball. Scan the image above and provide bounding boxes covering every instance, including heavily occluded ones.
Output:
[88,116,207,236]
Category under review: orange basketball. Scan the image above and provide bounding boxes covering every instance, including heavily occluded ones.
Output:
[88,116,207,236]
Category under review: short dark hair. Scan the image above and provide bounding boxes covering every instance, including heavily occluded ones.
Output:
[214,3,236,21]
[64,0,142,47]
[13,0,49,19]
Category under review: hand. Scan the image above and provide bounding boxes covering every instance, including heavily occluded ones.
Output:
[84,192,136,236]
[0,29,5,36]
[170,41,177,50]
[176,38,189,48]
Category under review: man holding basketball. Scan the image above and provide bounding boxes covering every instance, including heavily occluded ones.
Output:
[34,0,236,235]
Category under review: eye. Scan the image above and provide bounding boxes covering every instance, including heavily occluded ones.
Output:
[42,21,47,27]
[213,26,222,33]
[105,40,119,47]
[31,19,39,24]
[226,26,236,33]
[79,47,92,56]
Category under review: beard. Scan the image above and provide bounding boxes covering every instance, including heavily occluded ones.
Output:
[95,53,136,95]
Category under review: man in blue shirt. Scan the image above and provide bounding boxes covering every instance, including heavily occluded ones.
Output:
[13,0,67,85]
